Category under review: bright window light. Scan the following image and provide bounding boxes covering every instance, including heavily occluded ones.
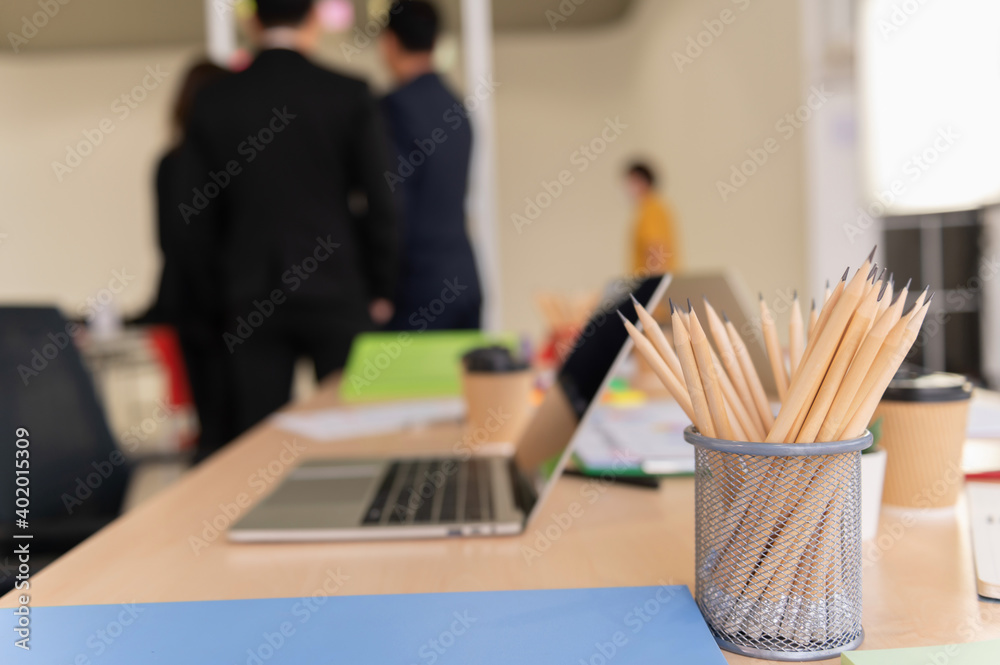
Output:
[859,0,1000,214]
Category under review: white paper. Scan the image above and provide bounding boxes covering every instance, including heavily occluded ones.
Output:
[272,398,466,442]
[572,400,694,474]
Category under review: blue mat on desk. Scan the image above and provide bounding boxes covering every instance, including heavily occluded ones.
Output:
[6,585,725,663]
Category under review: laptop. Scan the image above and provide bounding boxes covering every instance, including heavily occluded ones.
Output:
[228,274,671,542]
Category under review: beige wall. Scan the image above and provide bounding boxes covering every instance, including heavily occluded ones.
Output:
[494,0,806,337]
[0,0,807,337]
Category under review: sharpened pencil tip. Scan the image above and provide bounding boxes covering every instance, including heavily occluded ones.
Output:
[904,278,912,291]
[877,280,889,301]
[867,245,877,263]
[810,298,816,311]
[888,272,894,286]
[841,267,850,282]
[722,310,730,323]
[825,279,830,289]
[702,293,708,302]
[629,293,640,307]
[668,298,675,314]
[927,292,935,305]
[616,310,628,324]
[867,264,878,281]
[686,297,693,313]
[793,289,798,300]
[877,267,887,283]
[758,292,764,301]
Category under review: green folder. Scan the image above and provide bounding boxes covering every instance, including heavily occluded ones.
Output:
[842,639,1000,665]
[339,330,518,402]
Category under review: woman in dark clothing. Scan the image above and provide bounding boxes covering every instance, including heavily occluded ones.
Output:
[145,61,232,459]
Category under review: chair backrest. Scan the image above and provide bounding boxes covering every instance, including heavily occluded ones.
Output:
[0,307,128,526]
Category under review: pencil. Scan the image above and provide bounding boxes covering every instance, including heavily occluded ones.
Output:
[824,279,832,304]
[725,314,775,430]
[789,291,805,377]
[689,302,736,440]
[630,294,684,383]
[796,271,881,443]
[816,278,903,441]
[704,297,766,435]
[807,298,818,340]
[768,249,874,443]
[795,268,847,384]
[760,294,789,400]
[672,301,717,438]
[619,311,697,423]
[839,300,931,439]
[838,285,927,434]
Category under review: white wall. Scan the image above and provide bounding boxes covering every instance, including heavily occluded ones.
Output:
[0,0,810,338]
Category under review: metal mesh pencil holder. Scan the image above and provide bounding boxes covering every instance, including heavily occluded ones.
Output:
[685,426,871,661]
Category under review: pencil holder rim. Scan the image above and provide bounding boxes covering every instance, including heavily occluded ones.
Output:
[683,426,872,456]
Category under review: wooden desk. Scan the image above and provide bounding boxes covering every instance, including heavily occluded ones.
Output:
[4,384,1000,664]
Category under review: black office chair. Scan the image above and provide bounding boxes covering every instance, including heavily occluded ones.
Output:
[0,307,137,592]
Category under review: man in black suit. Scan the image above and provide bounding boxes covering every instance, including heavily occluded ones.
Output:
[180,0,397,437]
[379,1,482,331]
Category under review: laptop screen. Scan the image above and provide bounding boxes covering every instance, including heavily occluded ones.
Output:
[513,274,670,515]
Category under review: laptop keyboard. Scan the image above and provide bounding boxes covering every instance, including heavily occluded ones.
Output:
[363,458,495,526]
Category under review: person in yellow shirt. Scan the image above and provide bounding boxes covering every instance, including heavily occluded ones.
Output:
[625,161,681,275]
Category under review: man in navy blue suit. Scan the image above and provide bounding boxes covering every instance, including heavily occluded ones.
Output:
[380,1,482,331]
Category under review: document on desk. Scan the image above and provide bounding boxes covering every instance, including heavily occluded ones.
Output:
[272,397,465,442]
[5,586,726,664]
[841,639,1000,664]
[572,400,695,475]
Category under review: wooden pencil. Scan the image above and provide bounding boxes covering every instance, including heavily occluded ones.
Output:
[838,286,927,434]
[817,280,908,441]
[689,305,736,440]
[704,298,765,435]
[823,279,832,304]
[760,294,789,400]
[807,298,818,340]
[839,300,931,439]
[619,312,697,423]
[708,346,764,441]
[796,271,881,443]
[673,301,717,438]
[725,314,775,430]
[767,249,874,443]
[630,294,684,383]
[789,291,805,377]
[795,268,847,384]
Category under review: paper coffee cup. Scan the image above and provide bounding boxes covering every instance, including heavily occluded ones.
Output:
[873,371,972,509]
[461,370,534,445]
